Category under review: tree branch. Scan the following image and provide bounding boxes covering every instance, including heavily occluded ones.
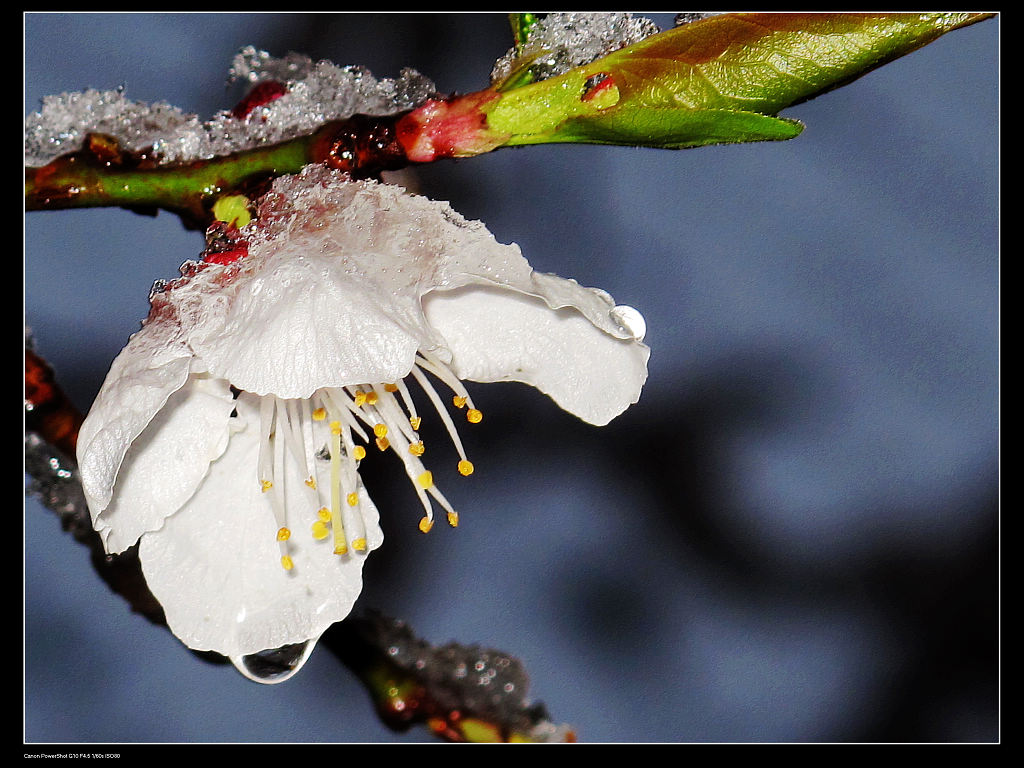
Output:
[26,13,993,231]
[25,114,412,229]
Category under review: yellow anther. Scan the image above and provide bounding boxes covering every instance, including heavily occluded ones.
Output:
[447,510,459,528]
[312,407,327,421]
[384,383,398,392]
[311,520,330,540]
[453,395,467,409]
[304,476,317,489]
[352,537,367,552]
[353,390,367,406]
[409,441,425,457]
[318,507,332,522]
[353,445,367,461]
[365,391,379,405]
[280,555,294,571]
[417,470,434,489]
[376,436,390,451]
[373,423,388,438]
[334,543,348,555]
[409,416,422,431]
[276,527,291,542]
[329,420,342,435]
[261,480,273,493]
[418,516,434,533]
[347,492,359,507]
[466,408,483,424]
[458,459,474,476]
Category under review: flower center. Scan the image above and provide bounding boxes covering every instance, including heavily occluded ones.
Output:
[256,350,482,570]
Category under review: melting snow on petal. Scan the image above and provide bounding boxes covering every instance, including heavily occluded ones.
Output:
[76,164,649,682]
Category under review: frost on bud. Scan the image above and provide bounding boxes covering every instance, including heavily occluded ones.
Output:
[673,13,727,27]
[490,12,660,88]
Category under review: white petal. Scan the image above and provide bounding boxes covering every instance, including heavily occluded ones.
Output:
[184,171,543,397]
[250,168,538,297]
[423,284,650,426]
[94,375,236,553]
[138,399,383,658]
[185,252,423,398]
[77,318,193,520]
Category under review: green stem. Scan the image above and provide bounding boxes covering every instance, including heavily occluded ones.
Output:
[27,133,316,228]
[25,114,410,228]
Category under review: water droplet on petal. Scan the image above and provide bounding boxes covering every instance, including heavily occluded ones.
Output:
[610,304,646,341]
[230,639,317,684]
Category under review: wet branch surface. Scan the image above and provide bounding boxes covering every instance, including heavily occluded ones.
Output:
[25,114,416,231]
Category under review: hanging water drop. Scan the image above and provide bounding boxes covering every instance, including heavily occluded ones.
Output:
[230,640,317,684]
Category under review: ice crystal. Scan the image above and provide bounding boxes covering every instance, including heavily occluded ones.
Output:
[25,48,436,167]
[353,614,573,739]
[674,12,728,27]
[24,432,85,522]
[24,88,200,167]
[490,12,660,87]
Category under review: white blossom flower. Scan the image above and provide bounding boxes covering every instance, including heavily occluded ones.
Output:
[76,164,649,682]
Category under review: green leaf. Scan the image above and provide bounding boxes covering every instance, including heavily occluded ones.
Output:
[506,107,805,149]
[485,12,993,150]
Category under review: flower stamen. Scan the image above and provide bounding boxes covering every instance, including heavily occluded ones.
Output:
[392,379,420,427]
[271,403,290,559]
[327,419,349,555]
[249,354,483,568]
[258,396,275,489]
[408,364,474,472]
[332,404,371,553]
[322,389,369,442]
[416,351,477,410]
[282,399,310,479]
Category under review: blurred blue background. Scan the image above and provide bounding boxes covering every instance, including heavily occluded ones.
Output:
[24,13,998,743]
